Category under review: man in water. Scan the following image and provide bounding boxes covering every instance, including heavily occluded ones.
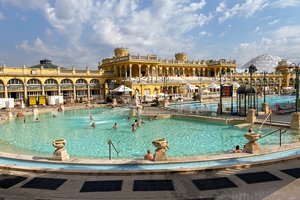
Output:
[91,122,96,128]
[113,123,118,129]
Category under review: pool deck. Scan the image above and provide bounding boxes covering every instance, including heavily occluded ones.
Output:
[1,104,300,199]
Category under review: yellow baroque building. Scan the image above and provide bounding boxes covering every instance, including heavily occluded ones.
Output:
[0,48,297,105]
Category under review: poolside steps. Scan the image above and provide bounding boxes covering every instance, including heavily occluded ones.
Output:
[234,123,252,128]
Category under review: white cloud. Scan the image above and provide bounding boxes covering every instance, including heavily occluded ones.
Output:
[216,1,226,13]
[218,0,269,23]
[235,25,300,65]
[271,0,300,8]
[3,0,214,67]
[0,11,5,20]
[268,19,280,25]
[254,26,260,32]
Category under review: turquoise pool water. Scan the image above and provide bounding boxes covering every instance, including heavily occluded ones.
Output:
[169,95,296,112]
[0,107,298,159]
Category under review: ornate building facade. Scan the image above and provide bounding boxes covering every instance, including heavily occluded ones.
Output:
[0,49,297,104]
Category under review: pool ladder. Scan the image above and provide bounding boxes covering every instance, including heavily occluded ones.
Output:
[260,128,287,146]
[259,112,272,130]
[108,139,120,160]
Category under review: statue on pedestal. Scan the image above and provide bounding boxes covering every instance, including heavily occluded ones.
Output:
[52,139,69,161]
[152,138,169,161]
[243,129,261,153]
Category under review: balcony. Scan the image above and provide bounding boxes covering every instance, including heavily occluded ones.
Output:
[7,85,24,91]
[76,84,88,89]
[61,84,73,89]
[27,85,42,90]
[44,84,58,90]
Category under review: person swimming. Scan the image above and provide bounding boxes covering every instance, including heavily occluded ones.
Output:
[91,122,96,128]
[90,115,94,120]
[141,118,145,124]
[232,145,242,153]
[113,123,118,129]
[132,124,136,132]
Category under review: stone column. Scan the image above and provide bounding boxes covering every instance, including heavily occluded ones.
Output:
[129,64,132,80]
[156,65,158,82]
[119,65,122,77]
[246,108,256,124]
[291,112,300,130]
[58,84,61,96]
[4,85,8,98]
[24,84,28,100]
[73,84,76,101]
[147,65,150,78]
[41,84,45,96]
[125,65,128,79]
[138,64,141,82]
[87,84,90,99]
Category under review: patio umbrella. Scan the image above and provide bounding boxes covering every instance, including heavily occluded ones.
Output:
[112,85,132,92]
[208,83,220,89]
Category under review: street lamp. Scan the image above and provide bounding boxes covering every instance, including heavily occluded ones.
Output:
[248,64,257,108]
[219,68,226,114]
[163,74,169,100]
[263,71,267,103]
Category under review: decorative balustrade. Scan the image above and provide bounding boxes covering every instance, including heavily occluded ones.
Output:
[27,85,42,90]
[90,84,100,89]
[61,84,73,89]
[44,84,58,90]
[7,85,24,90]
[76,84,88,89]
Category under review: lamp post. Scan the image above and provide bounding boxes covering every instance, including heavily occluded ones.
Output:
[219,68,226,114]
[263,71,267,103]
[248,64,257,108]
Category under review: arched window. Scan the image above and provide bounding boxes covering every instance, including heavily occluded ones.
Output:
[90,79,99,84]
[61,79,73,84]
[76,79,87,89]
[8,78,23,85]
[45,79,58,85]
[76,79,87,84]
[27,79,41,85]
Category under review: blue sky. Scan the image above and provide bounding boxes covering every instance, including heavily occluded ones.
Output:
[1,0,300,69]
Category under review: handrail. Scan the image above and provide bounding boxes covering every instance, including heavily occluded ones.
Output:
[260,128,287,146]
[108,139,119,160]
[259,112,272,130]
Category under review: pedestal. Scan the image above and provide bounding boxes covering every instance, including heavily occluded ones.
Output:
[152,138,169,161]
[52,139,69,161]
[262,102,268,113]
[112,98,117,106]
[217,103,224,114]
[163,99,169,107]
[136,105,143,116]
[246,108,256,124]
[243,142,261,154]
[154,149,168,161]
[130,107,136,116]
[291,112,300,130]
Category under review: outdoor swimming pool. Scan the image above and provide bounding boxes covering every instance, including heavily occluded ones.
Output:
[0,107,298,160]
[169,95,296,112]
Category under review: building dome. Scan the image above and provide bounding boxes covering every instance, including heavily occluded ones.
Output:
[241,54,284,73]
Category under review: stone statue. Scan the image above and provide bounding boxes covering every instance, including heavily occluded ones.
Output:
[152,138,169,161]
[243,129,261,153]
[52,139,69,161]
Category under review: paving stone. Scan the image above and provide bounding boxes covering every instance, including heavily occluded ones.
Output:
[236,171,281,184]
[192,177,238,191]
[21,177,67,190]
[80,180,122,192]
[0,174,27,189]
[133,180,174,191]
